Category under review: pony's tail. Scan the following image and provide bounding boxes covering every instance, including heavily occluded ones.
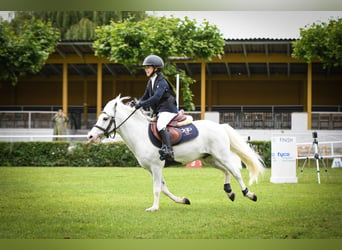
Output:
[221,124,265,185]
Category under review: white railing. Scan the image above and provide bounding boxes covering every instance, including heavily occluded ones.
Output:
[0,134,88,142]
[296,141,342,159]
[312,112,342,130]
[0,111,55,129]
[2,110,342,130]
[0,133,124,142]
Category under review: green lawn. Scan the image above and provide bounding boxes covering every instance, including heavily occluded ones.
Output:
[0,166,341,239]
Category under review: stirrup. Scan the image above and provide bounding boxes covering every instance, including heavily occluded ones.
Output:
[159,152,174,161]
[159,145,174,161]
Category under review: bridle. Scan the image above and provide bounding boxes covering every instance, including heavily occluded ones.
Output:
[94,102,138,139]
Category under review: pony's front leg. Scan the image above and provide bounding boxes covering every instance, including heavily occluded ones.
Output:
[161,178,191,205]
[146,167,163,212]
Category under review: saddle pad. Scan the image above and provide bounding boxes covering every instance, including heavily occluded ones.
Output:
[148,123,199,148]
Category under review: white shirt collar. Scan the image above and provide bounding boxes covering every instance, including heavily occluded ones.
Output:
[150,74,157,89]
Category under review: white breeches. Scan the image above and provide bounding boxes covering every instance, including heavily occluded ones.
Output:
[157,112,177,131]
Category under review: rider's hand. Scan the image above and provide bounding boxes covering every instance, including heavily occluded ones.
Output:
[135,102,142,109]
[129,99,137,107]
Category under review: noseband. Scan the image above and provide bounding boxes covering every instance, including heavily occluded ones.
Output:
[94,103,137,139]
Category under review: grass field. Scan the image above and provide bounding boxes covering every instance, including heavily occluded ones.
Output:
[0,166,341,239]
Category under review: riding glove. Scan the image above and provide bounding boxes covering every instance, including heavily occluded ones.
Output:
[135,102,142,109]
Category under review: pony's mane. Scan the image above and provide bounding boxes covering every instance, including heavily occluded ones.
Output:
[104,95,152,121]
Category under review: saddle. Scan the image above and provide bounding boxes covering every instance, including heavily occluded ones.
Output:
[149,110,198,147]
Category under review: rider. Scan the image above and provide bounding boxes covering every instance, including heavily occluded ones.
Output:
[135,55,178,161]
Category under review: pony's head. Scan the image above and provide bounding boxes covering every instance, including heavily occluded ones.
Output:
[87,95,132,143]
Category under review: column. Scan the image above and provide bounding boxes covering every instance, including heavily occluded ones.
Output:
[62,63,68,115]
[97,63,103,117]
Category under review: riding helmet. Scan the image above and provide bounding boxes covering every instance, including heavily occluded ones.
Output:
[142,55,164,70]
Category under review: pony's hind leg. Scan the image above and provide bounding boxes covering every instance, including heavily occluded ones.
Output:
[216,152,258,202]
[228,166,257,202]
[161,177,191,205]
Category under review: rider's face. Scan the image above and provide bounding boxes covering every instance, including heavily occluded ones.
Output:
[145,66,155,77]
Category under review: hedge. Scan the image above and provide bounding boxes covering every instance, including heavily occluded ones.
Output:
[0,141,271,167]
[248,141,271,168]
[0,141,139,167]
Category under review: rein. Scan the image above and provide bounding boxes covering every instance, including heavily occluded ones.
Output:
[95,103,138,139]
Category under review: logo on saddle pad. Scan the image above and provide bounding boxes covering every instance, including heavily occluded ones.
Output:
[148,111,199,148]
[180,126,193,136]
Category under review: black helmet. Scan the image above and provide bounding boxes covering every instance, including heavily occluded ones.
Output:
[142,55,164,70]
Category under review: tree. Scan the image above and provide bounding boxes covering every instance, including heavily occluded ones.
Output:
[11,11,148,40]
[292,18,342,67]
[0,18,60,85]
[93,16,225,110]
[64,18,97,40]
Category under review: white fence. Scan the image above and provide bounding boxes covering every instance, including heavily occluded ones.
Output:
[296,141,342,160]
[2,110,342,130]
[0,111,55,129]
[0,134,88,142]
[0,129,123,142]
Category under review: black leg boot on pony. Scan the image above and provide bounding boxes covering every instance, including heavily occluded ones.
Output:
[158,128,174,161]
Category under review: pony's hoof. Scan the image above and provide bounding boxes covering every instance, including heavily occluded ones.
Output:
[145,206,159,212]
[246,193,257,202]
[228,192,235,201]
[183,197,191,205]
[243,188,257,202]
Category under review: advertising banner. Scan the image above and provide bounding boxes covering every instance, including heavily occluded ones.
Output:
[270,136,298,183]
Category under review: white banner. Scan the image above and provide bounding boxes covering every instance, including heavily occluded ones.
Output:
[271,137,298,183]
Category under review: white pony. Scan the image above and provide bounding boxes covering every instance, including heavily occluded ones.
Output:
[87,96,264,211]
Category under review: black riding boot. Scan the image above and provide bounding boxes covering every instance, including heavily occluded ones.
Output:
[158,128,174,161]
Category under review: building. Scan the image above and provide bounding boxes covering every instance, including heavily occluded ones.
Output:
[1,39,341,131]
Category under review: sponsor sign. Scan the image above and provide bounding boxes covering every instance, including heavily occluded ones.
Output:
[270,137,298,183]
